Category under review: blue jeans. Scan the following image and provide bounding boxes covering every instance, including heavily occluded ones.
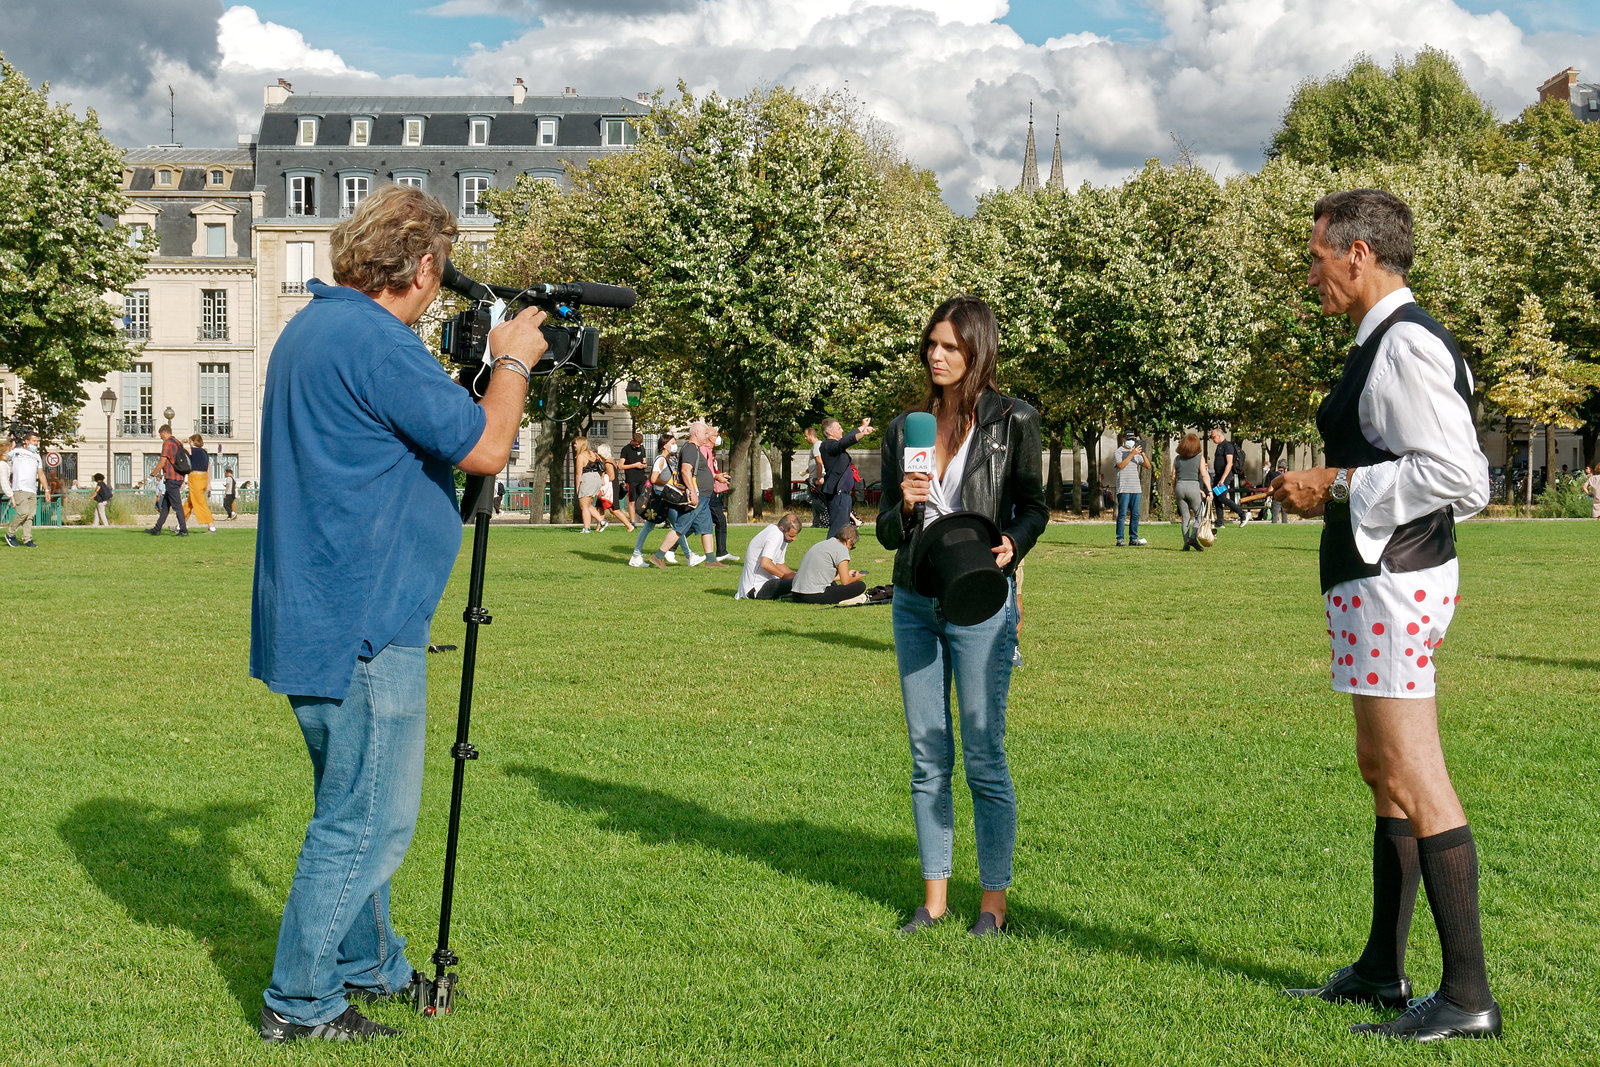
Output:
[673,497,712,537]
[891,581,1018,889]
[264,643,428,1025]
[1116,492,1142,541]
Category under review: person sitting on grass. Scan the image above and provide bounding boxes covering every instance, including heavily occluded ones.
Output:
[736,513,801,600]
[789,523,868,605]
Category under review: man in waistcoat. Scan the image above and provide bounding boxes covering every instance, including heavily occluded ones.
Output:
[1272,189,1498,1043]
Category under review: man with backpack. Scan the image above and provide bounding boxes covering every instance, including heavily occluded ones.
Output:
[148,424,190,537]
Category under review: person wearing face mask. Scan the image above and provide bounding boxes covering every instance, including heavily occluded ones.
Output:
[876,294,1048,938]
[705,426,737,562]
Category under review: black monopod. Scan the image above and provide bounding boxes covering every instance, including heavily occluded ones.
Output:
[416,262,636,1017]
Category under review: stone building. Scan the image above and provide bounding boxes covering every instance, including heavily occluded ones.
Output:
[1538,67,1600,122]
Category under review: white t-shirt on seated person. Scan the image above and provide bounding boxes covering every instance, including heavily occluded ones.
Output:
[736,524,789,599]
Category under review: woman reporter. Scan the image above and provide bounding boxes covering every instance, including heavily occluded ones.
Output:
[876,295,1049,936]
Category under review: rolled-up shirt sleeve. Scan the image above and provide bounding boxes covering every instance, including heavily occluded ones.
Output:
[1346,323,1490,564]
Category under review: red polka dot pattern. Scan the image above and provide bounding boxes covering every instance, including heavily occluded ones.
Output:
[1326,565,1458,699]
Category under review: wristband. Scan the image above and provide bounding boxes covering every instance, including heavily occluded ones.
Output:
[492,355,531,382]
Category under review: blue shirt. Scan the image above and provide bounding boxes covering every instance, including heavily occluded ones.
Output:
[189,446,209,474]
[250,279,486,699]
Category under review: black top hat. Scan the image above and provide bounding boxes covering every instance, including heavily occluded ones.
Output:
[909,511,1009,626]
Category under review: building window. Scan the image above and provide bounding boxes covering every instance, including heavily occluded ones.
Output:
[200,289,228,342]
[289,174,317,216]
[396,174,423,188]
[283,241,314,294]
[591,420,609,438]
[209,169,225,186]
[461,175,490,217]
[341,174,370,216]
[128,223,150,249]
[198,363,231,437]
[404,117,424,146]
[602,118,638,147]
[156,169,173,186]
[205,223,227,257]
[114,453,132,489]
[123,290,149,340]
[538,118,558,146]
[298,117,318,145]
[121,362,153,436]
[470,118,490,146]
[351,118,371,146]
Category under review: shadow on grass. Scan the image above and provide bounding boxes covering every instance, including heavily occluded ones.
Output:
[758,627,895,652]
[570,549,636,565]
[506,766,1301,990]
[60,798,275,1022]
[1491,652,1600,671]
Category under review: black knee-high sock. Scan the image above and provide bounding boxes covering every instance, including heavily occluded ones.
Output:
[1354,816,1419,982]
[1417,825,1494,1011]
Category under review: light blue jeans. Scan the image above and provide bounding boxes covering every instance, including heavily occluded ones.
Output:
[1116,492,1142,541]
[264,643,428,1025]
[892,580,1018,890]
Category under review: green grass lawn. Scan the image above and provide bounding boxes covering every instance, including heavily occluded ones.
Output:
[1,519,1595,1065]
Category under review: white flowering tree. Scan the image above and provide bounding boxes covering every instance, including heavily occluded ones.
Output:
[0,58,145,442]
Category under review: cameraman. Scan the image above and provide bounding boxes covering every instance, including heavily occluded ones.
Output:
[1113,432,1147,546]
[252,185,547,1043]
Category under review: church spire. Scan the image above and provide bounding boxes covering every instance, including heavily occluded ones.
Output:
[1020,102,1040,193]
[1048,114,1064,191]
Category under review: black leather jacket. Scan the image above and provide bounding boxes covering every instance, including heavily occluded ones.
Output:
[876,388,1049,590]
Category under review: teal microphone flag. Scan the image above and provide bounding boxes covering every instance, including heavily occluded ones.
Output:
[904,411,936,475]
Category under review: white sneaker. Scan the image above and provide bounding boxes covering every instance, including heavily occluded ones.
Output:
[208,525,216,533]
[628,553,648,567]
[1240,513,1251,526]
[598,519,609,532]
[688,552,706,566]
[665,550,678,564]
[1131,537,1148,546]
[717,553,739,562]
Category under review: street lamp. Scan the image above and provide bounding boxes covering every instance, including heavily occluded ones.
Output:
[100,388,117,486]
[625,380,642,408]
[162,405,175,433]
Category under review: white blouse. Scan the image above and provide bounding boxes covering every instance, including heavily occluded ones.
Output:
[1346,287,1491,565]
[925,426,974,520]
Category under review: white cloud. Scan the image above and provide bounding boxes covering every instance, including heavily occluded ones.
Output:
[30,2,1600,207]
[217,6,366,76]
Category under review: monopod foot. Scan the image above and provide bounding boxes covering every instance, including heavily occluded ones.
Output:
[417,971,460,1016]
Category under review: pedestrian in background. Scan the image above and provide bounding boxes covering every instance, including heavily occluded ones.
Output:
[575,436,605,532]
[1171,433,1211,551]
[183,434,217,533]
[804,426,827,528]
[1113,431,1148,546]
[91,473,113,526]
[706,424,737,562]
[593,444,634,532]
[621,431,649,524]
[1209,427,1250,529]
[147,424,189,537]
[223,467,238,520]
[5,429,50,548]
[1583,465,1600,519]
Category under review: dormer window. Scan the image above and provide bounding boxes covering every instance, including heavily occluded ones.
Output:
[209,169,225,186]
[602,118,638,147]
[297,117,319,145]
[538,118,558,146]
[470,117,491,146]
[156,169,173,186]
[404,117,425,146]
[351,118,371,146]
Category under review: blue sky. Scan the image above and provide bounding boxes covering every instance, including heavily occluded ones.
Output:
[247,0,1600,77]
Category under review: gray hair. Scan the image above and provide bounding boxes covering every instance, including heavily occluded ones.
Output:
[777,513,802,533]
[595,443,612,459]
[1313,189,1413,279]
[689,420,710,439]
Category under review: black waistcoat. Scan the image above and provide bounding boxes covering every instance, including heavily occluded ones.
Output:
[1315,303,1472,594]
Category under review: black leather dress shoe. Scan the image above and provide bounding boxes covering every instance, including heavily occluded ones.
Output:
[1350,991,1502,1043]
[1284,964,1412,1009]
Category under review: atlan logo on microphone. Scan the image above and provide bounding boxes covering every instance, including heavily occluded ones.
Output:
[905,447,933,472]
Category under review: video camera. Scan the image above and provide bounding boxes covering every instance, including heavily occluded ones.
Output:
[438,261,637,399]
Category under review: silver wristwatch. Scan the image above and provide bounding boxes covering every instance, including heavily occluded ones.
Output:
[1329,467,1351,504]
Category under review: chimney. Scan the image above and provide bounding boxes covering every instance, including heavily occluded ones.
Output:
[264,78,293,107]
[1538,67,1579,103]
[512,77,527,106]
[637,92,650,104]
[563,86,578,97]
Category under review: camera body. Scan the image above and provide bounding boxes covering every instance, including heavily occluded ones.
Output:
[438,262,633,400]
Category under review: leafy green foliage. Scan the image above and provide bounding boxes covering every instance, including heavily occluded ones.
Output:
[0,58,146,440]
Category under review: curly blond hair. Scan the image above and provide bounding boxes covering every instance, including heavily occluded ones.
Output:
[331,184,458,294]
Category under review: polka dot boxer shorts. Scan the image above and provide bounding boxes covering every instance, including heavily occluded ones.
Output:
[1325,559,1459,698]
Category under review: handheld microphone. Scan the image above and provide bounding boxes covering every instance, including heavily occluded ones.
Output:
[903,411,937,528]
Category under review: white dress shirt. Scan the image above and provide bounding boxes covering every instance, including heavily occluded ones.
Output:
[1346,287,1490,564]
[926,427,973,520]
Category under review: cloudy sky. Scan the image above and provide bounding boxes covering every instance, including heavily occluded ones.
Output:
[5,0,1599,209]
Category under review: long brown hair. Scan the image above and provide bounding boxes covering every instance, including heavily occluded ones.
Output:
[918,295,999,453]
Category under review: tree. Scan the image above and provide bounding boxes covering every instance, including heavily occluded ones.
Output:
[1485,294,1600,505]
[0,58,146,442]
[1268,48,1498,167]
[1476,97,1600,179]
